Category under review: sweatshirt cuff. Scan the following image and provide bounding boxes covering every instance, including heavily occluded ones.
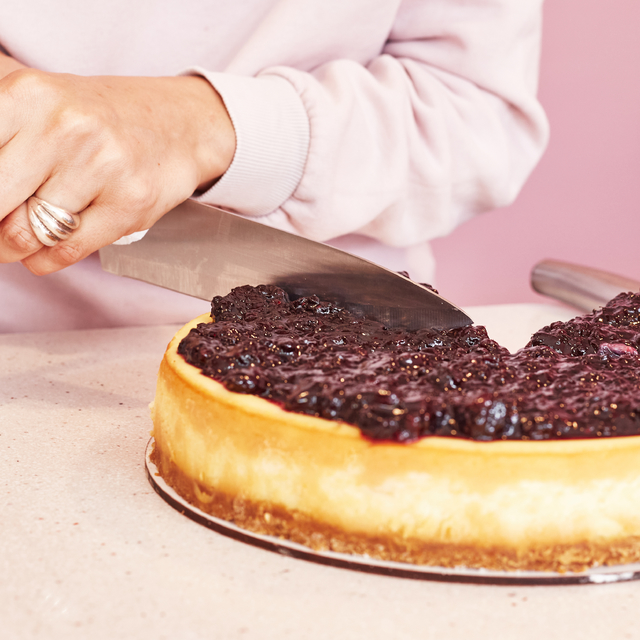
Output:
[184,68,310,217]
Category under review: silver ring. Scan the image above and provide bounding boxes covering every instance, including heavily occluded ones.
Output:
[27,196,81,247]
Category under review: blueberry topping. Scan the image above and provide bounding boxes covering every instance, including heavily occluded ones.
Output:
[177,285,640,442]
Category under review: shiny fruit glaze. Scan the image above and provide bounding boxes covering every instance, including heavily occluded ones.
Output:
[177,285,640,442]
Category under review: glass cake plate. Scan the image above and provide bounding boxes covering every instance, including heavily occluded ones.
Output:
[145,438,640,586]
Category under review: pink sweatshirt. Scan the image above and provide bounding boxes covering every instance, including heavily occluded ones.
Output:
[0,0,548,332]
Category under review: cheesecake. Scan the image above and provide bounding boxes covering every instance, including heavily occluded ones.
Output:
[150,286,640,572]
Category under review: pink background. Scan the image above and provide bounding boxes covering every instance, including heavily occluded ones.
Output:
[431,0,640,307]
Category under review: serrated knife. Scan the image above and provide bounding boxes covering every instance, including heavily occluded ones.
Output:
[99,199,472,330]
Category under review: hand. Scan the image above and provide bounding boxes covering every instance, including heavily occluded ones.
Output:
[0,52,25,76]
[0,66,236,274]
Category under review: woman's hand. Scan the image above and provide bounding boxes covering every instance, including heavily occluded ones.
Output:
[0,66,235,275]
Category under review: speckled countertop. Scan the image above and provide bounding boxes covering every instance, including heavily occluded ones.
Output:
[2,304,640,640]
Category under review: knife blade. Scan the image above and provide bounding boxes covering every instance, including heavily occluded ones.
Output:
[99,199,472,330]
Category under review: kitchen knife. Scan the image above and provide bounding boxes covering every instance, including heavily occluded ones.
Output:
[99,199,472,330]
[531,259,640,311]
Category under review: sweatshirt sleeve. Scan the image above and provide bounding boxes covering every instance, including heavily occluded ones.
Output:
[195,0,548,247]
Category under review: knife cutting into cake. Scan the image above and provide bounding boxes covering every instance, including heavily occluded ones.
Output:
[99,183,640,576]
[6,0,640,583]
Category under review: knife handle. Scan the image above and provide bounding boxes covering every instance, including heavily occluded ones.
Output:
[530,260,640,312]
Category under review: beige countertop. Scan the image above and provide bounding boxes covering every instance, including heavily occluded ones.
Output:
[2,303,639,640]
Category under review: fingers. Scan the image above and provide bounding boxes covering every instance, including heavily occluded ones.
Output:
[0,70,137,269]
[0,131,171,272]
[0,203,42,262]
[1,185,151,274]
[0,151,102,266]
[0,165,138,272]
[14,200,138,275]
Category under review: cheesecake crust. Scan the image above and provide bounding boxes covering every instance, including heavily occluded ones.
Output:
[150,441,640,573]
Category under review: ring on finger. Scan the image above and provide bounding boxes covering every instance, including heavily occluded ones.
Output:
[27,196,81,247]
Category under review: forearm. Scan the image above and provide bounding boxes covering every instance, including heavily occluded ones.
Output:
[197,0,547,246]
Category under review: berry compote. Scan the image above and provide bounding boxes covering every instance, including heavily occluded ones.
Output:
[177,286,640,443]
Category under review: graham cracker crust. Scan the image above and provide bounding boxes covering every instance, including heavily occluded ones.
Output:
[150,444,640,574]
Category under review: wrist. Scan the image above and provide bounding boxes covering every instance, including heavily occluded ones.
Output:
[180,75,236,192]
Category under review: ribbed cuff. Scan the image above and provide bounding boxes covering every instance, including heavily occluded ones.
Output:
[184,68,310,216]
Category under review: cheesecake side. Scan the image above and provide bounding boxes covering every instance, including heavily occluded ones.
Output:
[150,315,640,572]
